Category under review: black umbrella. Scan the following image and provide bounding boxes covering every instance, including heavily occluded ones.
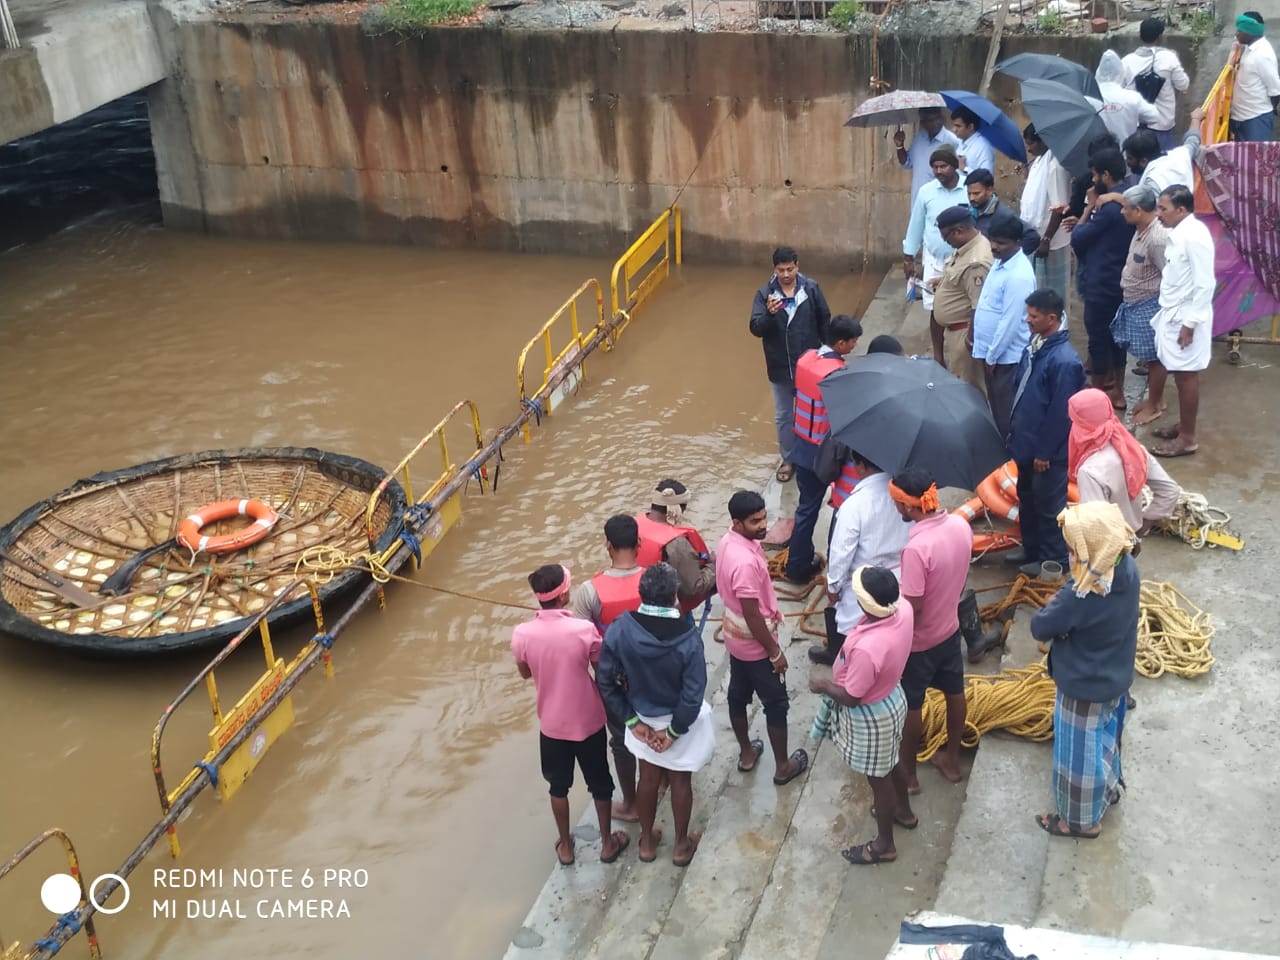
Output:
[1018,78,1110,179]
[994,52,1102,100]
[821,354,1007,490]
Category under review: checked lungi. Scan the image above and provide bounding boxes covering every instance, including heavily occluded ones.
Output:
[1052,692,1127,831]
[1110,296,1159,364]
[824,685,908,778]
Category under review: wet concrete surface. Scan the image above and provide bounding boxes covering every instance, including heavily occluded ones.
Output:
[509,271,1280,958]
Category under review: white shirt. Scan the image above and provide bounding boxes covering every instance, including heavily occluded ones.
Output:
[1155,214,1215,330]
[825,472,912,634]
[1098,82,1160,142]
[1121,45,1191,131]
[1140,146,1195,194]
[1077,447,1180,532]
[1231,37,1280,121]
[957,131,996,176]
[1019,152,1071,251]
[901,127,962,206]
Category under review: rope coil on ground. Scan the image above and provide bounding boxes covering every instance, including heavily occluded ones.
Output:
[1135,580,1215,678]
[917,663,1055,761]
[1153,489,1237,549]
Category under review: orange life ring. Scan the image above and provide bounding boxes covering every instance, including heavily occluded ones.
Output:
[177,499,278,555]
[952,497,986,522]
[972,529,1022,555]
[977,469,1020,523]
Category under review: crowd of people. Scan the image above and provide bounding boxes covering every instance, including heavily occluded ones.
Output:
[505,15,1263,875]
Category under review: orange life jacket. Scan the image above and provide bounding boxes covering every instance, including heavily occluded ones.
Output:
[592,568,644,629]
[830,460,860,508]
[633,513,710,614]
[791,348,844,446]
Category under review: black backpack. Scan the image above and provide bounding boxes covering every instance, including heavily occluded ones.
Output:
[1133,51,1166,104]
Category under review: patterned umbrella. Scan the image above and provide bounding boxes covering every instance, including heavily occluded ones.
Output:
[844,90,948,128]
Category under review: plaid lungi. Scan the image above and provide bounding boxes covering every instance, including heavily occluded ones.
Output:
[1110,296,1160,363]
[827,685,907,778]
[1052,692,1127,831]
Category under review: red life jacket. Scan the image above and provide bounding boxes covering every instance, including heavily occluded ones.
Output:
[829,460,860,509]
[633,513,710,614]
[592,568,644,628]
[792,348,844,446]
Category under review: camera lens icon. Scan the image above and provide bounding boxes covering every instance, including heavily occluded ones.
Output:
[41,873,131,916]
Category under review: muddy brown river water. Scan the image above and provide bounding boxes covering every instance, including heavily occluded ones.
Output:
[0,219,879,958]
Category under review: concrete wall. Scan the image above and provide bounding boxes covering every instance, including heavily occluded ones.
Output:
[148,14,1197,265]
[0,0,165,145]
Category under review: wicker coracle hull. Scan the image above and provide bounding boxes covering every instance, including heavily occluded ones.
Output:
[0,448,406,657]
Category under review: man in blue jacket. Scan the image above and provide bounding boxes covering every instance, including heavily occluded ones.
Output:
[1067,150,1137,410]
[749,246,832,483]
[1008,288,1086,576]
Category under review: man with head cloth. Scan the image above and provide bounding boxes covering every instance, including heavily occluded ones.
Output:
[929,205,992,393]
[1229,12,1280,142]
[634,479,716,622]
[894,107,961,208]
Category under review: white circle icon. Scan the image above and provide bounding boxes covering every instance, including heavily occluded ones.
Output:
[88,874,131,916]
[41,873,81,914]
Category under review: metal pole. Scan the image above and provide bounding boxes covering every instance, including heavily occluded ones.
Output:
[0,0,19,49]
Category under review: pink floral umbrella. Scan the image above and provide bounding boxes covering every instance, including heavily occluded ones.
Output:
[844,90,948,128]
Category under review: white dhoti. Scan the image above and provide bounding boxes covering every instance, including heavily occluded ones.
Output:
[1152,311,1211,372]
[919,247,942,311]
[624,701,715,773]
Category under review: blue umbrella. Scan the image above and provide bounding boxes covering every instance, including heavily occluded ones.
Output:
[939,90,1028,164]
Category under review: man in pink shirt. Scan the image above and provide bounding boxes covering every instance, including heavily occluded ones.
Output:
[809,565,914,865]
[890,468,974,793]
[512,563,630,867]
[716,490,808,787]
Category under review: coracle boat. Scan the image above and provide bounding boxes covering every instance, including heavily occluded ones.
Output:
[0,448,406,657]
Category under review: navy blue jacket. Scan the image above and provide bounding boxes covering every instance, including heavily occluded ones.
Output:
[597,612,706,736]
[1031,554,1139,702]
[749,274,832,385]
[1008,329,1086,464]
[1069,200,1135,303]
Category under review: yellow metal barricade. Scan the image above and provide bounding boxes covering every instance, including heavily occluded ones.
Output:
[366,400,486,569]
[0,829,101,959]
[151,579,325,857]
[610,205,682,340]
[516,279,605,442]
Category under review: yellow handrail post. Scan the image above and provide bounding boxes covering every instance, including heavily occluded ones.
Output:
[674,204,682,265]
[516,279,605,443]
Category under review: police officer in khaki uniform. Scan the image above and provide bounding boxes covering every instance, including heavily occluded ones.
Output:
[927,205,994,393]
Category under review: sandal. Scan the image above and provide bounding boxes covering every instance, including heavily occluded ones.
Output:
[775,462,795,483]
[1150,441,1198,458]
[599,830,631,864]
[1036,812,1099,840]
[737,738,764,773]
[870,805,918,830]
[1151,424,1181,440]
[841,840,897,865]
[555,838,575,866]
[773,748,809,786]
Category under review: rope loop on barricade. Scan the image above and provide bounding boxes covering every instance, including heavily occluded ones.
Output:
[193,760,220,789]
[313,632,335,650]
[521,397,544,426]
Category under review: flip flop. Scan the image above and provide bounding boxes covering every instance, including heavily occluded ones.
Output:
[1036,812,1099,840]
[775,462,795,483]
[638,827,663,863]
[841,841,897,865]
[870,806,918,830]
[737,738,764,773]
[1150,442,1198,458]
[555,839,575,866]
[1129,406,1164,426]
[773,748,809,786]
[599,831,631,864]
[1150,424,1181,440]
[672,832,701,868]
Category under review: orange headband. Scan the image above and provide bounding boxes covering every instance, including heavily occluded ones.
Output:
[889,481,940,512]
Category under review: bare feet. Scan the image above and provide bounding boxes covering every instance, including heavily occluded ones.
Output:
[1151,424,1180,440]
[555,838,575,866]
[673,831,701,867]
[1130,402,1165,426]
[930,753,963,783]
[638,826,664,863]
[600,830,630,863]
[611,801,640,824]
[906,776,922,796]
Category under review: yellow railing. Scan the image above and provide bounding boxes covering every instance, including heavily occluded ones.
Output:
[366,399,486,567]
[0,829,101,959]
[610,205,682,340]
[516,279,605,442]
[150,579,324,857]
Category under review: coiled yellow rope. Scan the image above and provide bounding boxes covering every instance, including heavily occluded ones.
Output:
[917,575,1215,758]
[1153,489,1237,550]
